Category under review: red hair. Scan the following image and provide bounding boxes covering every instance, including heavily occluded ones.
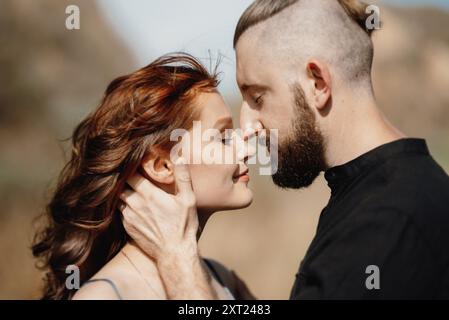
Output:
[32,53,220,299]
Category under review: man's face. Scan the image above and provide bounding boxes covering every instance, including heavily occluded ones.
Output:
[236,36,326,188]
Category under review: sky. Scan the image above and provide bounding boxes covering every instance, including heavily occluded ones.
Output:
[97,0,253,99]
[97,0,449,98]
[388,0,449,7]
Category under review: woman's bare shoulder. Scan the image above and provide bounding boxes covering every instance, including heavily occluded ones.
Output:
[72,255,137,300]
[72,278,122,300]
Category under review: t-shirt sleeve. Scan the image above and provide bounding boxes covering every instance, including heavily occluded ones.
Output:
[291,209,440,299]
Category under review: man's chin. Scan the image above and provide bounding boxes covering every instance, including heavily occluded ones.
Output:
[271,169,320,190]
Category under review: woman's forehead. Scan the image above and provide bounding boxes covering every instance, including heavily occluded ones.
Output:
[197,92,233,128]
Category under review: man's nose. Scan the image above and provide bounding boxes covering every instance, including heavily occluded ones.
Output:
[234,128,257,163]
[239,101,263,138]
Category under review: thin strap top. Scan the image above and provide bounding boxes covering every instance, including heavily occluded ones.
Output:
[204,259,225,286]
[80,260,235,300]
[203,258,236,300]
[82,278,123,300]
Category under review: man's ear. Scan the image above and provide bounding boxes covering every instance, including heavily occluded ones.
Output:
[306,59,332,111]
[141,150,174,185]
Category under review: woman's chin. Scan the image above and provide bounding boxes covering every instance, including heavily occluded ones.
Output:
[238,197,253,209]
[197,188,253,212]
[227,190,254,210]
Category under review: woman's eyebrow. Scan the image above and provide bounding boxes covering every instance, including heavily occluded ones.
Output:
[213,117,234,131]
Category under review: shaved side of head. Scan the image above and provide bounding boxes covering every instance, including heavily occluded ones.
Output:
[234,0,375,87]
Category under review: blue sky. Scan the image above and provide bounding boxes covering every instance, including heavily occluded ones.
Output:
[388,0,449,7]
[97,0,253,98]
[97,0,448,98]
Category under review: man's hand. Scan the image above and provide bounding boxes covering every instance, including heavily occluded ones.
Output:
[119,159,198,259]
[119,159,217,299]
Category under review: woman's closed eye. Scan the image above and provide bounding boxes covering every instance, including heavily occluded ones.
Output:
[216,130,234,146]
[221,135,233,146]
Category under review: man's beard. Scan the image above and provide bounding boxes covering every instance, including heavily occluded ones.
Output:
[272,84,326,189]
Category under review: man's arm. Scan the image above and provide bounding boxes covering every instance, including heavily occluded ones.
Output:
[119,159,217,299]
[156,248,216,300]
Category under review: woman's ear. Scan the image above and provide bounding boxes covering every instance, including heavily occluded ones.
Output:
[141,150,174,185]
[306,59,332,111]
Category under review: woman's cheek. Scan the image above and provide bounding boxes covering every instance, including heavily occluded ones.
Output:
[188,165,221,207]
[188,160,252,210]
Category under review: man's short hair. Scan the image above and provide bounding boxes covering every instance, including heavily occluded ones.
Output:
[234,0,374,48]
[233,0,375,85]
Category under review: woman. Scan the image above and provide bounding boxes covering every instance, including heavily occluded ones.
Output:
[32,53,255,300]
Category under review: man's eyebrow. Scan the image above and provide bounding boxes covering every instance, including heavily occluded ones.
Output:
[239,83,267,93]
[213,117,234,131]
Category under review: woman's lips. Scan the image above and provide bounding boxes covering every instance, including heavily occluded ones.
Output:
[234,169,250,182]
[237,173,250,182]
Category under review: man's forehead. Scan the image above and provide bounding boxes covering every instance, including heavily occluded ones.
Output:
[236,58,266,91]
[236,42,282,89]
[236,35,269,75]
[235,22,266,54]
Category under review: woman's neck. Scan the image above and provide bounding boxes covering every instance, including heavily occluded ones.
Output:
[124,210,214,260]
[121,241,159,275]
[197,210,214,240]
[119,241,168,299]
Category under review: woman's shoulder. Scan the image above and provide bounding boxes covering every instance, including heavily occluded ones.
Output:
[72,253,146,300]
[203,258,256,300]
[72,278,122,300]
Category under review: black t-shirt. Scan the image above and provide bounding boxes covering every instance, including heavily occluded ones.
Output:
[290,138,449,299]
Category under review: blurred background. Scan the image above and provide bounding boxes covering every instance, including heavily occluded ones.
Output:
[0,0,448,299]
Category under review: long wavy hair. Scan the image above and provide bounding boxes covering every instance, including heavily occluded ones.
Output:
[32,53,220,300]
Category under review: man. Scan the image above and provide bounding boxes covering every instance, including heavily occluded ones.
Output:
[120,0,449,299]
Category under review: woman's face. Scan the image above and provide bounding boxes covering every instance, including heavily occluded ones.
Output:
[185,92,253,212]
